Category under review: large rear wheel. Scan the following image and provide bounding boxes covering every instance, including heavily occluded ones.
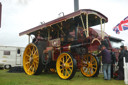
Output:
[23,43,44,75]
[56,52,77,80]
[81,53,100,77]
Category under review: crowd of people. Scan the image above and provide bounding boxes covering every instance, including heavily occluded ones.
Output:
[97,45,128,80]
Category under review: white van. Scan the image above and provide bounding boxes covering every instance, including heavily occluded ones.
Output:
[0,46,24,69]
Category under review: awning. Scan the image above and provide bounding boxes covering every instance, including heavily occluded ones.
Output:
[19,9,108,36]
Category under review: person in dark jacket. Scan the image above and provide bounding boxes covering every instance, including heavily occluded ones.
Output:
[109,50,116,78]
[97,45,111,80]
[124,46,128,62]
[116,45,126,80]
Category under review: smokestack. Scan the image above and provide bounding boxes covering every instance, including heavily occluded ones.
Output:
[0,2,2,28]
[74,0,79,12]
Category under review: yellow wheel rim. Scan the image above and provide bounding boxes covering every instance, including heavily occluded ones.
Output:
[81,54,98,77]
[56,53,73,79]
[23,43,39,75]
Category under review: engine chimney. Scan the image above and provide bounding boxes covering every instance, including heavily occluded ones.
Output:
[74,0,79,12]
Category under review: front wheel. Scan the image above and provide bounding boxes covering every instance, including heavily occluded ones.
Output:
[23,43,44,75]
[56,52,77,80]
[81,53,100,77]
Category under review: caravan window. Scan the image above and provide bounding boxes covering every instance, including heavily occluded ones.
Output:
[4,51,10,55]
[17,49,20,54]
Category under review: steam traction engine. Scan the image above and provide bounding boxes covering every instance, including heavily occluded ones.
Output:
[20,9,110,79]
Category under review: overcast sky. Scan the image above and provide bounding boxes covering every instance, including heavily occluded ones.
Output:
[0,0,128,47]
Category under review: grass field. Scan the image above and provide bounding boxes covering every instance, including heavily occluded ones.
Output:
[0,70,125,85]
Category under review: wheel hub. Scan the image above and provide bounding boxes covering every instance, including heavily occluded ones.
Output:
[29,56,33,64]
[63,63,70,69]
[88,63,92,68]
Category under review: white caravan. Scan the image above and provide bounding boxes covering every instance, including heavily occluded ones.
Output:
[0,46,25,69]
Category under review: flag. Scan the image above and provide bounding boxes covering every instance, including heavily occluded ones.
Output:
[113,16,128,34]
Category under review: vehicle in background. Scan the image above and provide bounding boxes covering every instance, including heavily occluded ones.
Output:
[0,46,24,69]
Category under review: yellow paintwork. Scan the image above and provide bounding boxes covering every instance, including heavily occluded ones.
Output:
[81,54,97,77]
[56,53,73,79]
[50,68,56,73]
[23,43,39,75]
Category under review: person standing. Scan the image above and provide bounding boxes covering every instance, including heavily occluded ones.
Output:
[97,45,111,80]
[125,46,127,51]
[116,45,126,80]
[110,49,116,78]
[124,46,128,62]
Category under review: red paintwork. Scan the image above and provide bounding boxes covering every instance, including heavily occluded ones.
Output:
[87,40,101,52]
[53,49,60,61]
[61,44,71,52]
[73,54,81,69]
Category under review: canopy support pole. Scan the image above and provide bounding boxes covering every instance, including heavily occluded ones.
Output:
[28,35,30,44]
[86,14,89,37]
[80,14,89,37]
[100,18,104,40]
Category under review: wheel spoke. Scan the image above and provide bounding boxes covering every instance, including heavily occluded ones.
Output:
[92,63,96,65]
[32,67,35,72]
[68,61,73,65]
[65,56,67,61]
[28,47,32,52]
[31,46,34,53]
[26,54,30,58]
[33,55,38,59]
[68,67,72,72]
[90,56,92,63]
[66,56,70,63]
[32,46,36,55]
[27,65,32,72]
[92,67,97,70]
[33,62,38,69]
[33,49,37,56]
[59,64,63,67]
[83,67,87,71]
[91,57,95,63]
[61,68,64,74]
[69,64,73,68]
[25,62,30,65]
[63,57,65,63]
[33,59,39,64]
[87,68,89,74]
[89,68,91,74]
[60,59,63,63]
[66,69,69,76]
